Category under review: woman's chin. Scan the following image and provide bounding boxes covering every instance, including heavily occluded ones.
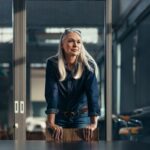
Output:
[70,51,80,56]
[70,53,79,57]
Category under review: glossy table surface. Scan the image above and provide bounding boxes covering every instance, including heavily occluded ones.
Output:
[0,140,150,150]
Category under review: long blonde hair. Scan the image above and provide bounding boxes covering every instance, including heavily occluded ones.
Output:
[56,29,99,81]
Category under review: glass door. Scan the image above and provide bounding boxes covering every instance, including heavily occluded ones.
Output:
[0,0,14,140]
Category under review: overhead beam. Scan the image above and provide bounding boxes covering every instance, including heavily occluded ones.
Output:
[1,1,104,27]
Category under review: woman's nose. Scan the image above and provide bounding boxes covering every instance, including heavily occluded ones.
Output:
[73,42,77,46]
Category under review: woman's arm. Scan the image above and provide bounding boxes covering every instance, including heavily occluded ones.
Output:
[90,116,98,125]
[83,116,98,141]
[47,113,63,141]
[83,69,100,141]
[84,70,100,117]
[45,59,63,141]
[47,113,55,125]
[45,59,59,114]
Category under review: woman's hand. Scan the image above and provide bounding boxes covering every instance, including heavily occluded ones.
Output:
[83,116,98,141]
[83,123,97,141]
[47,114,63,141]
[48,123,63,141]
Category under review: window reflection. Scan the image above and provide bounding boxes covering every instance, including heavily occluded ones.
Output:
[112,1,150,143]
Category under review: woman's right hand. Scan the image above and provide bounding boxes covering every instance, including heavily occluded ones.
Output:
[48,123,63,141]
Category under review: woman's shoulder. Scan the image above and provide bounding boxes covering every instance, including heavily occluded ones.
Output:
[84,61,95,72]
[46,55,58,65]
[46,55,58,71]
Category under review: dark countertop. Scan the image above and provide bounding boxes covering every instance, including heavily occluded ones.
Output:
[0,140,150,150]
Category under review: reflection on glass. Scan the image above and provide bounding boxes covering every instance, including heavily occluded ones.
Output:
[0,31,13,139]
[26,66,46,140]
[27,26,105,140]
[26,0,105,140]
[112,1,150,143]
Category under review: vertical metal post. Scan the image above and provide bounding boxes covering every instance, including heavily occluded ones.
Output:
[105,0,112,141]
[26,63,31,117]
[13,0,26,141]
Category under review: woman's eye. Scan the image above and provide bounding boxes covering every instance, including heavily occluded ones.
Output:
[67,39,81,44]
[68,40,74,43]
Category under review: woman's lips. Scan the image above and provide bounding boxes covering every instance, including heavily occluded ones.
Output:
[71,49,78,52]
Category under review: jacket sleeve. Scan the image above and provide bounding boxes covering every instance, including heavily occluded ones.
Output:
[45,59,59,114]
[85,70,100,116]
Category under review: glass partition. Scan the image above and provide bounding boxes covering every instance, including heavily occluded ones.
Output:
[0,0,14,140]
[1,0,149,142]
[112,1,150,143]
[26,0,105,140]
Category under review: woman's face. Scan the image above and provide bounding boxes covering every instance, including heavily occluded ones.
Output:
[61,32,82,57]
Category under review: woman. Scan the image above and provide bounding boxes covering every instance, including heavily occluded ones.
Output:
[45,29,100,141]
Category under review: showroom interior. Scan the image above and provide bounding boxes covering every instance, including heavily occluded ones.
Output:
[0,0,150,149]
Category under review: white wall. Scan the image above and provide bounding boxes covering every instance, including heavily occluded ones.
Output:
[31,68,45,101]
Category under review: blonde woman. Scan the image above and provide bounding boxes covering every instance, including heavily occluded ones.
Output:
[45,29,100,141]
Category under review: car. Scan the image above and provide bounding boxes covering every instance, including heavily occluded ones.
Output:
[26,101,46,132]
[26,116,46,132]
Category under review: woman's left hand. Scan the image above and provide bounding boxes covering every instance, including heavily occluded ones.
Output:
[83,123,97,141]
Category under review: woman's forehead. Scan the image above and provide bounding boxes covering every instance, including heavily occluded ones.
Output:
[63,32,81,40]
